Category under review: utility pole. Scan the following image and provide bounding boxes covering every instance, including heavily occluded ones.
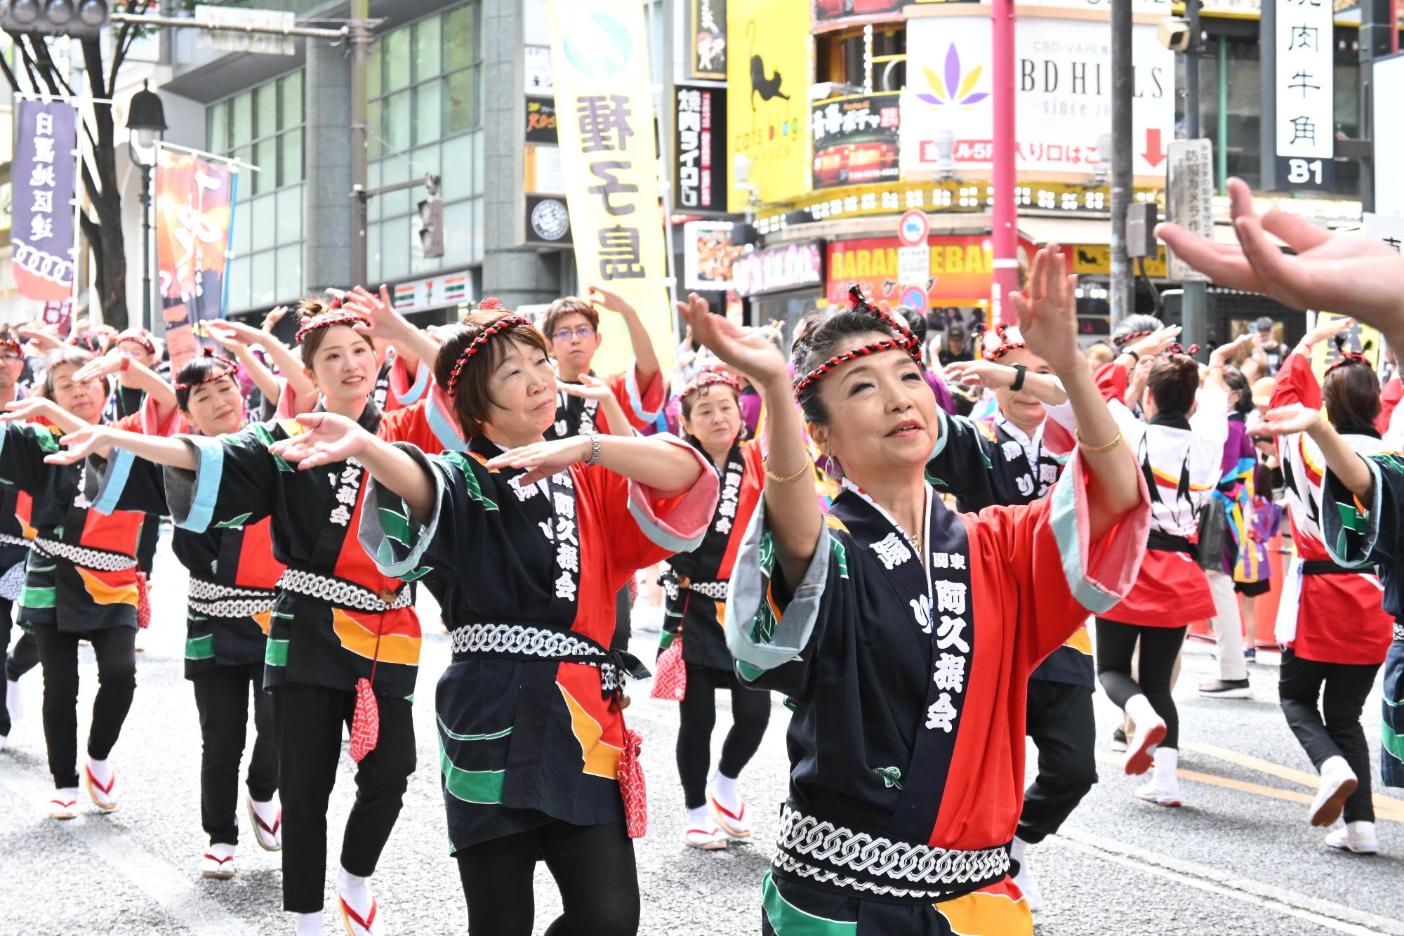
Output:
[1182,0,1208,352]
[349,0,372,286]
[1359,0,1392,213]
[991,0,1018,324]
[1109,0,1133,324]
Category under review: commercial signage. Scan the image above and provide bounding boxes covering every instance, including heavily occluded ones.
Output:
[813,0,902,27]
[901,16,1173,179]
[674,84,727,212]
[733,241,823,296]
[827,235,996,307]
[156,148,237,371]
[525,97,558,144]
[727,0,811,211]
[526,195,572,247]
[682,220,743,291]
[10,99,79,304]
[812,92,900,190]
[686,0,727,81]
[547,0,673,375]
[1274,0,1334,189]
[389,271,474,313]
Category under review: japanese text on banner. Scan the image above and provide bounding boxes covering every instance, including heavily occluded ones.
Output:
[10,99,80,304]
[546,0,673,377]
[156,148,237,372]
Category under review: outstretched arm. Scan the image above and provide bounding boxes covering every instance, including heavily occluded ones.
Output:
[73,352,178,424]
[205,318,317,407]
[1014,247,1142,539]
[943,360,1068,405]
[485,432,702,493]
[591,285,661,387]
[47,423,198,471]
[344,285,443,378]
[1259,404,1373,500]
[1158,177,1404,353]
[1,397,92,436]
[680,293,819,587]
[557,376,634,437]
[203,322,281,406]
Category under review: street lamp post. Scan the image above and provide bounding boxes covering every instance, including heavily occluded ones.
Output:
[125,83,166,334]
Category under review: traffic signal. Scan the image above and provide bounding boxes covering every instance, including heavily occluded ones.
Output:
[416,176,444,260]
[1,0,111,39]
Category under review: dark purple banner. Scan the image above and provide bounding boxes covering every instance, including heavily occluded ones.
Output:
[10,99,79,303]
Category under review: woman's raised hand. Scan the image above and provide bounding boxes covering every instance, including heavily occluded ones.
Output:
[43,425,114,466]
[1011,246,1080,374]
[1258,403,1321,436]
[557,374,615,403]
[944,359,1016,390]
[486,437,591,487]
[676,292,788,389]
[268,412,372,470]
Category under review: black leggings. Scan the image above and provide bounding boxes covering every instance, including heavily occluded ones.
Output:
[455,820,639,936]
[191,663,278,845]
[1279,649,1380,823]
[1095,619,1187,750]
[676,662,771,810]
[32,624,137,788]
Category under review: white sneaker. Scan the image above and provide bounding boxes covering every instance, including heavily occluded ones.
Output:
[1010,837,1044,913]
[683,821,729,850]
[5,678,21,724]
[247,794,283,851]
[1309,756,1359,828]
[84,760,118,812]
[49,788,79,820]
[1135,747,1182,807]
[1122,695,1167,776]
[1325,821,1380,855]
[201,843,237,880]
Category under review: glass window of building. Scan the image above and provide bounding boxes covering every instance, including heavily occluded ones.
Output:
[207,70,306,314]
[367,1,484,284]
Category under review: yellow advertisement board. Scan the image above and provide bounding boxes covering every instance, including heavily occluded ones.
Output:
[546,0,674,376]
[727,0,811,212]
[1310,312,1382,386]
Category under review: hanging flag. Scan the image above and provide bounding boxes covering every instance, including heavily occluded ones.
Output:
[10,98,80,304]
[155,148,237,372]
[545,0,674,376]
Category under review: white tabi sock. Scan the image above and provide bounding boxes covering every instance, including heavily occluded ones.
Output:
[293,910,323,936]
[710,770,741,811]
[336,867,372,916]
[86,757,113,786]
[1123,695,1163,737]
[686,805,711,829]
[1152,746,1180,790]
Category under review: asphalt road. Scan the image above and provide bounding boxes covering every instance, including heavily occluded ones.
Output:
[2,542,1402,935]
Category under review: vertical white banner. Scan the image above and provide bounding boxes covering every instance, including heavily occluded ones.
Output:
[1274,0,1333,163]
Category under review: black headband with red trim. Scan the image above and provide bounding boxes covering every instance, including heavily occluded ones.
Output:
[445,313,530,396]
[792,286,923,397]
[1165,342,1200,357]
[294,298,371,345]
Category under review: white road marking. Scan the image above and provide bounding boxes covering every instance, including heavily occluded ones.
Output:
[1057,829,1404,936]
[0,761,255,936]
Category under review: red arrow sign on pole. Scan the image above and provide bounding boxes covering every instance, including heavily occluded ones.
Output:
[1142,128,1167,168]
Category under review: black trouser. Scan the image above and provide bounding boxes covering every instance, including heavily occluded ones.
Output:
[273,684,416,913]
[455,820,639,936]
[6,632,39,682]
[1017,680,1097,844]
[32,624,137,789]
[676,662,772,810]
[191,663,279,846]
[1278,649,1380,823]
[0,597,39,736]
[1095,619,1187,750]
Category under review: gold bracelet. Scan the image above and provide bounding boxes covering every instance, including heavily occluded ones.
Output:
[763,457,812,484]
[1075,430,1124,454]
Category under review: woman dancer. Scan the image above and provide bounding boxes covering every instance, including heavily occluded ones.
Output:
[55,297,459,936]
[1253,324,1395,854]
[55,350,289,877]
[266,307,717,936]
[659,368,769,850]
[1057,329,1241,806]
[0,346,175,817]
[687,248,1148,934]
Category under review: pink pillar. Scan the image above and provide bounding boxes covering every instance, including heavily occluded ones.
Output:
[991,0,1019,324]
